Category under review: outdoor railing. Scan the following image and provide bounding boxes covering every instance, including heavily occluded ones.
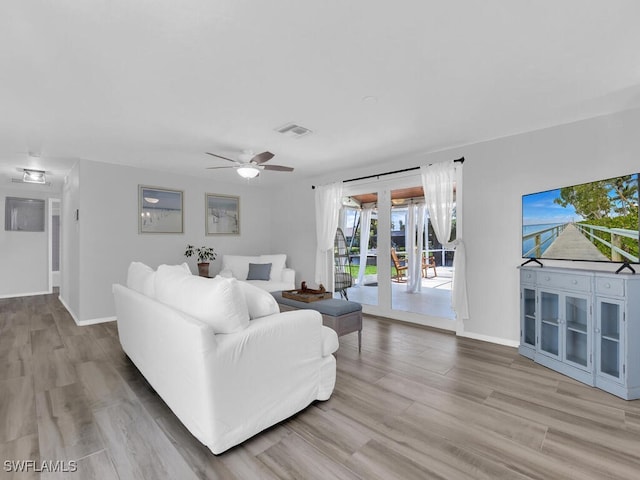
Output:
[574,224,639,263]
[523,224,568,258]
[348,247,455,269]
[425,248,455,267]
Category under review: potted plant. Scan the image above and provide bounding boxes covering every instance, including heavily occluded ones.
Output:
[184,244,217,277]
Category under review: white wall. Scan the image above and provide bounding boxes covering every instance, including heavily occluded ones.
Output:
[60,162,80,315]
[63,159,275,323]
[270,182,317,288]
[462,108,639,343]
[0,183,60,298]
[271,107,640,344]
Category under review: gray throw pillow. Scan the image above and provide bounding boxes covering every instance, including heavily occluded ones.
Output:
[246,263,272,281]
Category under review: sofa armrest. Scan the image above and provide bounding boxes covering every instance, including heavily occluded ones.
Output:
[281,268,295,288]
[213,309,328,367]
[113,284,219,445]
[206,309,334,448]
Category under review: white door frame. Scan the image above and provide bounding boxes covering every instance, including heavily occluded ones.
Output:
[342,171,462,331]
[48,198,61,292]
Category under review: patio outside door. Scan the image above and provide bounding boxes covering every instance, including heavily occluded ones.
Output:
[339,175,456,329]
[389,195,454,319]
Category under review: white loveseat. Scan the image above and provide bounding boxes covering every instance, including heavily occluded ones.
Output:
[219,254,295,292]
[113,262,338,454]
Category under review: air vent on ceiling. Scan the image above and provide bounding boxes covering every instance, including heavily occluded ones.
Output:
[275,123,312,138]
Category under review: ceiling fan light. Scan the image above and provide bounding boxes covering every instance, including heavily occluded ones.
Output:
[23,169,46,184]
[237,165,260,179]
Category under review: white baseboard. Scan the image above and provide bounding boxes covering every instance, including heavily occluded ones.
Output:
[76,315,117,326]
[457,330,519,348]
[0,290,51,299]
[57,295,116,326]
[57,295,79,324]
[361,305,457,332]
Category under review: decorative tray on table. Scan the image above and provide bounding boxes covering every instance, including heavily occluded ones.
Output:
[281,282,331,303]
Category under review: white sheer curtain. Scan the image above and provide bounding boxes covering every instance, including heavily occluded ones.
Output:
[406,203,426,293]
[421,161,469,320]
[356,207,373,286]
[315,182,343,289]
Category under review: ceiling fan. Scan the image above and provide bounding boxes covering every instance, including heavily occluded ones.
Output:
[205,150,294,178]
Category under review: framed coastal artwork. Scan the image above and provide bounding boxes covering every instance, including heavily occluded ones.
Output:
[206,193,239,235]
[138,186,183,234]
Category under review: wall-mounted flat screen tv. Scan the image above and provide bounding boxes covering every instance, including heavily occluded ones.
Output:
[522,173,639,264]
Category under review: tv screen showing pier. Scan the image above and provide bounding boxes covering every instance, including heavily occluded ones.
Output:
[522,173,639,263]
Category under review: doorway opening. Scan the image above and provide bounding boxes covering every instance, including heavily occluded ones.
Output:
[49,198,61,290]
[389,187,454,319]
[339,183,455,321]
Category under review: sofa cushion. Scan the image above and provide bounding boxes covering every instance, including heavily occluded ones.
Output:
[155,265,249,333]
[237,281,280,319]
[127,262,156,297]
[222,254,288,283]
[259,254,286,282]
[222,255,260,282]
[153,262,191,276]
[246,263,272,281]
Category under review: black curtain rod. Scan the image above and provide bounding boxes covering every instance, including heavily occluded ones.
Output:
[311,156,464,189]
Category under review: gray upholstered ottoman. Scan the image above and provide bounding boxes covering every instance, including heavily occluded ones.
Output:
[271,292,363,352]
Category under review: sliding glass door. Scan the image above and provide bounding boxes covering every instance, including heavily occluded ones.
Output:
[389,190,454,318]
[339,176,456,326]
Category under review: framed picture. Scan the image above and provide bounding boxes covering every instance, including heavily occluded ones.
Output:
[138,186,183,234]
[4,197,45,232]
[206,193,239,235]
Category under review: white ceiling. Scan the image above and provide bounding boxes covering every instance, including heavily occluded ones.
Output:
[2,1,640,189]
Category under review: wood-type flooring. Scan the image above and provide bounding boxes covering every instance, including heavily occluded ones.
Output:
[1,291,640,479]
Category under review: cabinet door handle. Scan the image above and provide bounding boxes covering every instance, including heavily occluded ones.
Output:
[595,328,601,333]
[572,280,578,285]
[604,283,611,288]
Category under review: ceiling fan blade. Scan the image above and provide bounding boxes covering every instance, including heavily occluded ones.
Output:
[262,164,294,172]
[251,151,275,164]
[205,152,239,163]
[206,166,236,170]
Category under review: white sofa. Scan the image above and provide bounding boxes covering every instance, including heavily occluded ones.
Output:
[219,254,295,292]
[113,262,338,454]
